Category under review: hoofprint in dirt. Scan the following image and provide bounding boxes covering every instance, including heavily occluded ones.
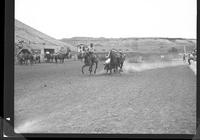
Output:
[14,60,196,134]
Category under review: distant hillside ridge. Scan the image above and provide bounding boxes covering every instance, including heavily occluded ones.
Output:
[60,37,196,53]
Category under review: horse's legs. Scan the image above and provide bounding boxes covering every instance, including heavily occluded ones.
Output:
[188,58,191,65]
[106,65,109,73]
[109,67,112,74]
[106,64,110,73]
[82,65,87,74]
[88,65,91,72]
[113,64,117,73]
[109,63,112,74]
[30,58,33,65]
[89,65,93,75]
[94,62,98,74]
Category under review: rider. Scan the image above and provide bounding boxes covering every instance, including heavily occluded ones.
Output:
[104,50,111,68]
[85,43,94,63]
[88,43,94,55]
[192,49,196,59]
[104,49,117,65]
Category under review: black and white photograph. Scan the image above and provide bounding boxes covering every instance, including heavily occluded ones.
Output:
[14,0,196,134]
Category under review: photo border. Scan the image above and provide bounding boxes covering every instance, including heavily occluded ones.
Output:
[3,0,199,138]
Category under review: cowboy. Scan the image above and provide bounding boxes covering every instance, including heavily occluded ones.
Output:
[84,43,94,62]
[104,50,111,66]
[88,43,94,54]
[104,49,117,65]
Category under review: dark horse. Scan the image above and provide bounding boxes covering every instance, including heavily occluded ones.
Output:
[118,52,126,71]
[17,53,25,65]
[54,53,66,63]
[22,53,34,65]
[82,52,98,74]
[107,50,126,74]
[33,54,41,64]
[54,51,71,63]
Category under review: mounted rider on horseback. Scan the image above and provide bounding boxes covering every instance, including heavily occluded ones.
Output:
[82,43,98,74]
[104,49,126,73]
[84,43,95,64]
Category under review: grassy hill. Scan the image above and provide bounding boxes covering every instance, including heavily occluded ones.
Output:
[15,19,76,52]
[61,37,196,54]
[15,19,195,55]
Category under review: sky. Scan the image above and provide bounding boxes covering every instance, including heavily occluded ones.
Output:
[15,0,196,39]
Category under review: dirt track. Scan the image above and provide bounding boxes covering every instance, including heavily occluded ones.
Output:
[14,60,196,134]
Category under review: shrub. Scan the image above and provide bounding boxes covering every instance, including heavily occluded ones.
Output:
[168,47,178,53]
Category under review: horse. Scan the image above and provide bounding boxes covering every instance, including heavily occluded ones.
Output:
[118,52,126,72]
[104,58,118,73]
[107,50,125,74]
[54,53,58,63]
[104,63,119,73]
[22,53,33,65]
[35,55,41,63]
[58,53,65,63]
[53,52,70,63]
[187,53,195,65]
[33,54,41,64]
[104,53,125,73]
[17,53,25,65]
[82,52,98,74]
[57,53,66,63]
[28,53,34,65]
[78,52,85,61]
[45,53,51,63]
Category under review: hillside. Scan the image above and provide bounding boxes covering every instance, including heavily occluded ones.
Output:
[15,19,196,54]
[61,37,196,53]
[15,19,76,52]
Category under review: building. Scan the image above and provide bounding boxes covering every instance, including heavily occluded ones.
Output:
[29,44,62,62]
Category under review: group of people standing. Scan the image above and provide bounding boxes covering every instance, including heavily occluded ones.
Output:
[17,52,40,65]
[183,48,196,65]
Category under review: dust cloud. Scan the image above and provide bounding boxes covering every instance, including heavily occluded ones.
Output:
[123,60,185,73]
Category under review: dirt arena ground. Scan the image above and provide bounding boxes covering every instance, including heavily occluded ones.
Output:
[14,60,196,134]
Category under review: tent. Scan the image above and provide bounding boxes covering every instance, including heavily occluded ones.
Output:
[16,46,32,56]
